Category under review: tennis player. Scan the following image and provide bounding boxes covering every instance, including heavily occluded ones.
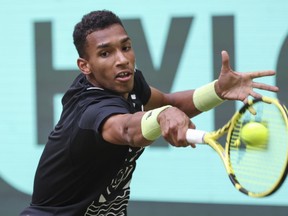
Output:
[20,10,279,216]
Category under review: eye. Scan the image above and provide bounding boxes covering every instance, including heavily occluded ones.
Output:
[122,43,132,52]
[100,51,109,58]
[123,46,131,51]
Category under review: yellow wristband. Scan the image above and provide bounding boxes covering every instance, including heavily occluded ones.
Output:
[141,105,172,141]
[193,80,225,112]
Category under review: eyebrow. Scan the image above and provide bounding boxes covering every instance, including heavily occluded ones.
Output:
[97,36,131,49]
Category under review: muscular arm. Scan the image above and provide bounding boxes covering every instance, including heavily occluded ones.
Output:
[101,105,193,147]
[101,111,152,147]
[144,87,201,118]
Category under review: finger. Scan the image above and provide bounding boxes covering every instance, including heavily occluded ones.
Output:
[248,70,276,79]
[249,91,262,99]
[252,82,279,92]
[242,97,248,105]
[177,129,190,147]
[221,50,231,72]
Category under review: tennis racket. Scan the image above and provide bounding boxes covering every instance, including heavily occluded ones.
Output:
[186,96,288,198]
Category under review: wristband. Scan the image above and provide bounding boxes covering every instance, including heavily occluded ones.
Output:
[193,80,225,112]
[141,105,172,141]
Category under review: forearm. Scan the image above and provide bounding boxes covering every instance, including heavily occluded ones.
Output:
[102,112,152,147]
[164,90,200,118]
[146,87,200,117]
[152,81,225,118]
[122,114,148,147]
[102,106,171,147]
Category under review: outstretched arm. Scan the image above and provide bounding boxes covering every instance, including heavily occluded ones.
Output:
[146,50,279,116]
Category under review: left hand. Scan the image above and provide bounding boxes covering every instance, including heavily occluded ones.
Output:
[215,50,279,104]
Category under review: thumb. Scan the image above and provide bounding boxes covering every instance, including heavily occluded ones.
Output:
[221,50,231,73]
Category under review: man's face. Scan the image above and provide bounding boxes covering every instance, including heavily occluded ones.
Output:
[80,24,136,98]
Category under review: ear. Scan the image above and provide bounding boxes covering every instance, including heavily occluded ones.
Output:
[77,58,91,75]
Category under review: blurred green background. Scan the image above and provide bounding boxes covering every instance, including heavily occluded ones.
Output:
[0,0,287,215]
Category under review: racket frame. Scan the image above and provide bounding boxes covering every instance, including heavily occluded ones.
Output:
[190,96,288,198]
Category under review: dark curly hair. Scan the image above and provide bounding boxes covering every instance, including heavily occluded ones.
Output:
[73,10,124,57]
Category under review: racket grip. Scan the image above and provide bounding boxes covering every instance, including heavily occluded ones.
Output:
[186,129,206,144]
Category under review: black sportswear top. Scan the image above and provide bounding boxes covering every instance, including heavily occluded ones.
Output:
[20,70,151,216]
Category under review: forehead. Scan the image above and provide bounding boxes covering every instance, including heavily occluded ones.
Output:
[86,24,129,47]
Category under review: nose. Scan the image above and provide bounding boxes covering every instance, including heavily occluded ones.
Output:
[115,50,129,66]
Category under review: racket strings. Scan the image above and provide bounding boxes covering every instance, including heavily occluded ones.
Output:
[228,101,288,195]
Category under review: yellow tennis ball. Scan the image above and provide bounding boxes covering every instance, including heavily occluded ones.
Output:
[240,122,269,146]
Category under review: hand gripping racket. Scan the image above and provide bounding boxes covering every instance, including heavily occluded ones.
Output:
[186,96,288,198]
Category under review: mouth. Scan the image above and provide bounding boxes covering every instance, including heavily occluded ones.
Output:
[115,71,133,82]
